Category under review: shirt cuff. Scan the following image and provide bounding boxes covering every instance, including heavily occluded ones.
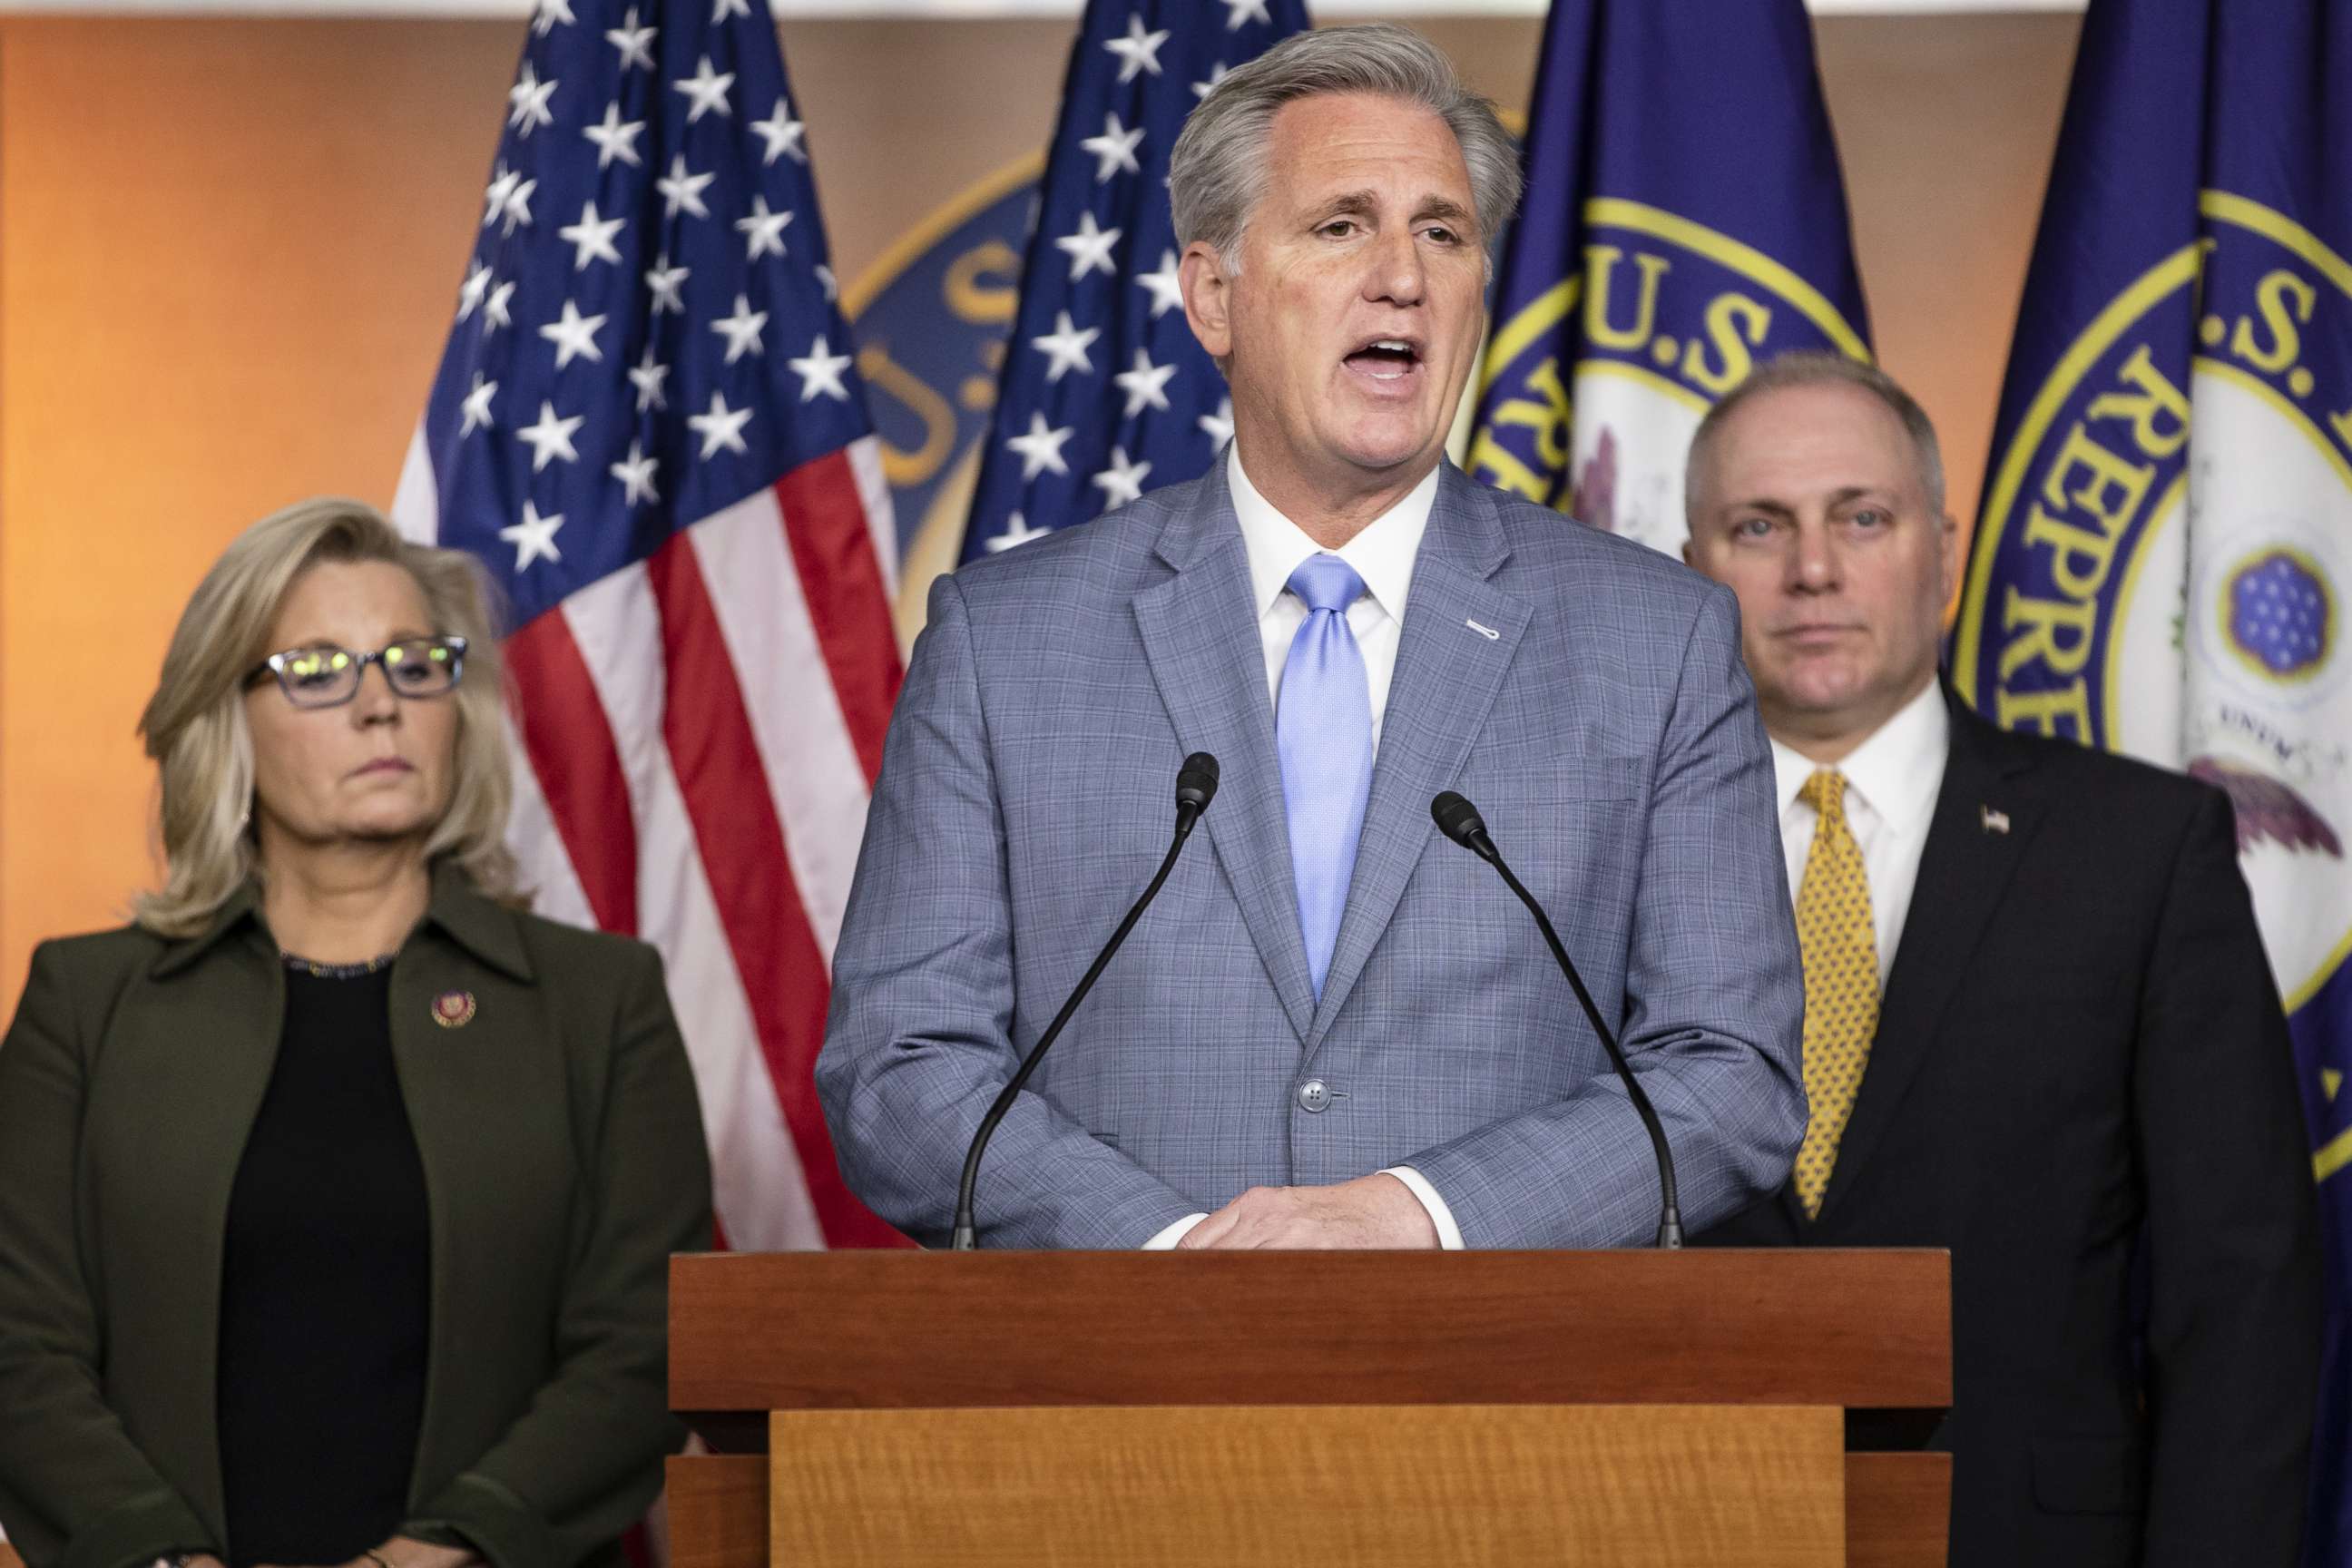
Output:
[1380,1165,1465,1250]
[1143,1213,1209,1250]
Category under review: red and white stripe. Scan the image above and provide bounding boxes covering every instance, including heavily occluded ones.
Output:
[394,426,907,1253]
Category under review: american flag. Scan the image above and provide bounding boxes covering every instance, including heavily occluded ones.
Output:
[960,0,1311,561]
[391,0,905,1252]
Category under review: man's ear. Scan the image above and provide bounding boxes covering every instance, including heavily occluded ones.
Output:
[1180,240,1233,361]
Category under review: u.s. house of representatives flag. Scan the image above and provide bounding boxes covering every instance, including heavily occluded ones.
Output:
[1947,0,2351,1557]
[391,0,906,1251]
[958,0,1308,562]
[1467,0,1867,557]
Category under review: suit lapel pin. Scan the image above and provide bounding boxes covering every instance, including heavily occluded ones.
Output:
[1981,805,2012,836]
[431,989,477,1029]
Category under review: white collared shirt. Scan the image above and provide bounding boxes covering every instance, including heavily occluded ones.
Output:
[1142,445,1460,1251]
[1228,442,1440,750]
[1769,680,1952,985]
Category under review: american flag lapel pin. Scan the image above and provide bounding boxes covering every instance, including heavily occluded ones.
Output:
[1981,805,2012,836]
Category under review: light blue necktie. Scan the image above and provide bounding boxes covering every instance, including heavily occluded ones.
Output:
[1277,554,1374,1000]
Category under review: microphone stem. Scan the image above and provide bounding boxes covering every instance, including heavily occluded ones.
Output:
[950,812,1200,1250]
[1481,838,1684,1250]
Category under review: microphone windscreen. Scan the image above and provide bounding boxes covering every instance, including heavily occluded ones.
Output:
[1176,751,1221,812]
[1430,790,1487,847]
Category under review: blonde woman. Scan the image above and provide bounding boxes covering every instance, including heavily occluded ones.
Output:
[0,500,711,1568]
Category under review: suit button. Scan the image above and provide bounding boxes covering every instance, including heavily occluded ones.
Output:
[1297,1078,1331,1113]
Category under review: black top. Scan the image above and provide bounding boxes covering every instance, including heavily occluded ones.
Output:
[217,962,431,1568]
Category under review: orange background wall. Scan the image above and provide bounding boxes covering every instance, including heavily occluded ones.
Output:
[0,12,2082,1014]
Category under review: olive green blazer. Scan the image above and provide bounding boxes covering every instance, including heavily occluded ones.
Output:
[0,867,713,1568]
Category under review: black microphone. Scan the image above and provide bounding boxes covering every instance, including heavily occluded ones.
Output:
[1430,789,1683,1249]
[950,753,1221,1250]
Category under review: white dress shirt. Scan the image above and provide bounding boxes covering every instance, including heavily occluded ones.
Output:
[1769,679,1951,985]
[1144,446,1462,1250]
[1230,442,1437,750]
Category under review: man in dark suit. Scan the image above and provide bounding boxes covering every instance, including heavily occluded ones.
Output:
[1681,351,2321,1568]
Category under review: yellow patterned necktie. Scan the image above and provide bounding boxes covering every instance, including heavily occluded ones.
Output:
[1792,769,1881,1219]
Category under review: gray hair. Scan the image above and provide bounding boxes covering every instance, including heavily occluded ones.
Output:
[1684,351,1947,519]
[1169,23,1523,273]
[133,498,521,936]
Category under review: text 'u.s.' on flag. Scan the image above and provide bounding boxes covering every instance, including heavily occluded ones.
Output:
[1466,0,1867,557]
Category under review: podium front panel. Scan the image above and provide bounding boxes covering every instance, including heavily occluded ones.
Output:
[767,1404,1844,1567]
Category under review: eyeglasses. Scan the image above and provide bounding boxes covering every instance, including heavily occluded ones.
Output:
[249,636,469,710]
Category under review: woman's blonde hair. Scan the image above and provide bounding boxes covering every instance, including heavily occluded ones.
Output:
[133,497,520,936]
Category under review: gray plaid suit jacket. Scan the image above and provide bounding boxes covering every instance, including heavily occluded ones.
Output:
[817,459,1805,1250]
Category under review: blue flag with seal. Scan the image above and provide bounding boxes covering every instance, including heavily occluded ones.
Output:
[1946,2,2351,1557]
[1466,0,1867,557]
[958,0,1309,563]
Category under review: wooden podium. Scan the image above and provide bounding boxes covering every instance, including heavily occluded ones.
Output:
[667,1250,1949,1567]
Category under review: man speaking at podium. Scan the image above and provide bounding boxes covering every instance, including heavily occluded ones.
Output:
[818,25,1805,1250]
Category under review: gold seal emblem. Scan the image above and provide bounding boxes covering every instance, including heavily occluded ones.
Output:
[431,990,477,1030]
